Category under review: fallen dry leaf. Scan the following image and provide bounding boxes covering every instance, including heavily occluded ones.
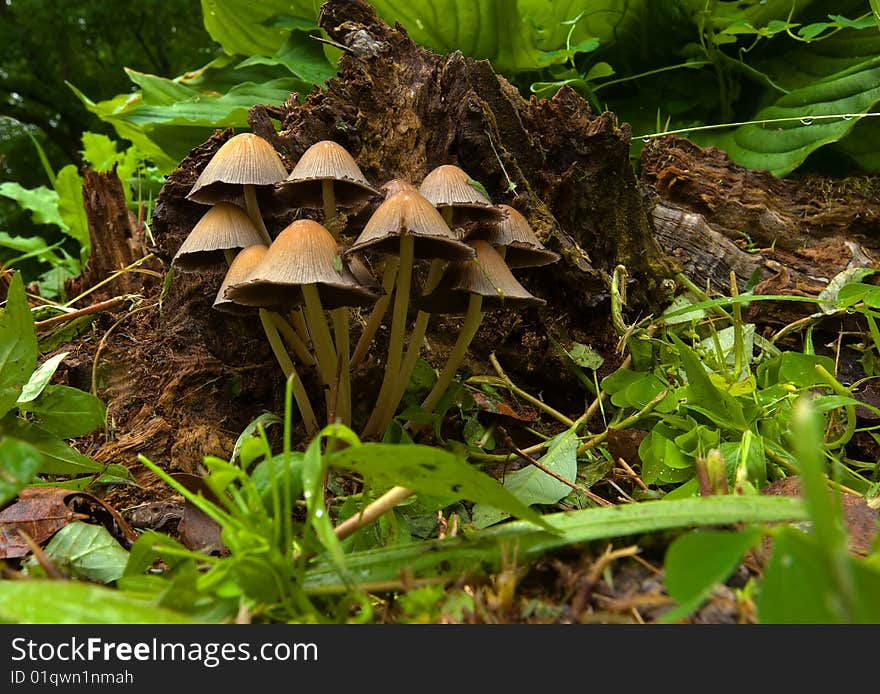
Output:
[0,488,88,559]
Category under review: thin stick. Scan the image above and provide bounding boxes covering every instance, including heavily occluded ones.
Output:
[334,485,415,540]
[489,353,576,428]
[259,309,318,436]
[617,457,649,491]
[35,295,134,330]
[63,254,157,308]
[91,302,158,395]
[243,184,272,245]
[352,255,399,366]
[269,311,315,366]
[515,447,612,507]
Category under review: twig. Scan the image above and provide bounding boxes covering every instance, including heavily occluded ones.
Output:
[514,446,612,507]
[35,295,136,331]
[489,353,576,428]
[616,457,649,491]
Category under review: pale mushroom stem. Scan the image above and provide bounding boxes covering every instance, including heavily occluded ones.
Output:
[331,307,351,426]
[362,235,415,437]
[376,258,446,434]
[291,308,311,346]
[352,255,399,366]
[269,311,315,367]
[301,284,339,417]
[321,180,340,242]
[258,309,319,436]
[420,293,485,415]
[243,184,273,246]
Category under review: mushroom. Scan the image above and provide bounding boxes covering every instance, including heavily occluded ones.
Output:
[172,202,267,272]
[226,219,377,426]
[274,140,379,241]
[417,240,545,416]
[345,190,474,438]
[187,133,288,245]
[418,164,502,231]
[478,204,560,268]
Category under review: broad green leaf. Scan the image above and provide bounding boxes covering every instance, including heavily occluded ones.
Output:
[81,132,122,171]
[0,416,103,474]
[472,425,578,528]
[639,430,694,484]
[328,441,551,530]
[251,453,303,511]
[663,528,764,621]
[707,56,880,176]
[17,352,68,404]
[39,521,129,584]
[0,273,37,418]
[232,411,282,466]
[0,580,192,624]
[756,351,835,388]
[0,182,64,228]
[201,0,320,57]
[700,324,755,367]
[304,496,807,590]
[54,165,90,256]
[0,436,42,506]
[239,31,335,84]
[18,385,105,439]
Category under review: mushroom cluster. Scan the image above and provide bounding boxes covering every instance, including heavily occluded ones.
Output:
[172,132,558,440]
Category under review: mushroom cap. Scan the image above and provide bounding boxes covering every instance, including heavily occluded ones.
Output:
[225,219,378,309]
[479,204,560,268]
[344,190,475,261]
[344,178,419,235]
[187,133,288,205]
[172,203,267,272]
[213,244,270,315]
[418,240,545,314]
[418,164,502,225]
[274,140,380,210]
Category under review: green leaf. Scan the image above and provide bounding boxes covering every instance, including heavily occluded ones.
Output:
[18,385,105,439]
[0,416,104,474]
[16,352,68,404]
[81,132,122,172]
[706,55,880,176]
[240,31,335,84]
[201,0,320,57]
[0,273,37,418]
[663,527,764,621]
[0,580,192,624]
[472,425,578,528]
[0,182,64,228]
[54,165,90,257]
[0,436,42,506]
[304,496,807,591]
[39,521,129,584]
[251,453,303,511]
[327,441,551,530]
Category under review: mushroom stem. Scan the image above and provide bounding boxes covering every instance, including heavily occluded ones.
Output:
[377,258,446,434]
[331,307,351,426]
[362,234,414,438]
[290,308,311,346]
[258,309,318,436]
[301,283,338,400]
[322,180,340,241]
[269,311,315,366]
[420,293,485,415]
[243,184,273,246]
[334,485,415,541]
[352,255,399,366]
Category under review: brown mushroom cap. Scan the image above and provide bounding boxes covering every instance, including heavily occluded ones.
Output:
[187,133,288,205]
[344,190,475,261]
[172,202,267,272]
[274,140,380,210]
[212,244,270,315]
[479,204,560,268]
[418,240,545,314]
[418,164,502,226]
[225,219,378,309]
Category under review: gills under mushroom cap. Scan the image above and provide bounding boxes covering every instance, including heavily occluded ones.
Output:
[187,133,288,205]
[345,190,475,261]
[274,140,379,210]
[418,240,545,314]
[172,202,267,272]
[225,219,378,309]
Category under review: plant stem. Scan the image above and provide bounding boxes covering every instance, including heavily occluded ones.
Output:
[331,307,351,426]
[269,311,315,366]
[259,309,318,436]
[489,353,576,428]
[243,184,272,245]
[363,236,415,437]
[420,293,484,415]
[352,256,399,366]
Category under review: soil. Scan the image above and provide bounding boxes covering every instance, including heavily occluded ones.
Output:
[23,0,880,622]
